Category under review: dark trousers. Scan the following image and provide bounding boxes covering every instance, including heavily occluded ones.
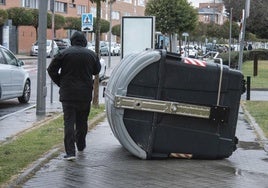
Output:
[62,101,91,155]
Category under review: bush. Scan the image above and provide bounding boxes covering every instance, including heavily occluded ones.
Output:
[218,51,239,68]
[218,49,268,68]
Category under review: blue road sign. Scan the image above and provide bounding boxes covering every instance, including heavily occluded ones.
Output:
[81,13,93,32]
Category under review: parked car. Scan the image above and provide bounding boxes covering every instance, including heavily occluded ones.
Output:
[62,38,71,47]
[86,42,106,81]
[176,46,185,56]
[177,45,198,58]
[110,43,121,56]
[87,41,109,56]
[184,45,198,58]
[0,45,31,103]
[87,42,95,52]
[99,57,107,81]
[54,38,70,50]
[30,40,59,58]
[100,41,109,56]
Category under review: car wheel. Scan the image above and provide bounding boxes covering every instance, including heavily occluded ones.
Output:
[18,80,31,103]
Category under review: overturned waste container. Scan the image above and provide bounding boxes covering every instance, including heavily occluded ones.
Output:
[105,49,245,160]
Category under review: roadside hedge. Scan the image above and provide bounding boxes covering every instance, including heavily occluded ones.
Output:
[218,49,268,68]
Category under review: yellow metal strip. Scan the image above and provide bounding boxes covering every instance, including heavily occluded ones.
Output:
[114,95,211,119]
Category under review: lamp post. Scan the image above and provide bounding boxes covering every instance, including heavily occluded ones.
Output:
[36,0,48,115]
[228,8,232,67]
[108,0,116,68]
[238,0,251,70]
[50,0,55,103]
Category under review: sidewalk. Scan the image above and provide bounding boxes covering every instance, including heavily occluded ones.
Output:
[4,56,268,187]
[19,107,268,188]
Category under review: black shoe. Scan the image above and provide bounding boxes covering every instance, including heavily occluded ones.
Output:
[63,154,76,161]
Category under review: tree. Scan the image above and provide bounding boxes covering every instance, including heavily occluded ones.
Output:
[53,14,65,30]
[0,9,8,26]
[7,7,33,53]
[145,0,197,51]
[112,24,120,37]
[29,9,39,38]
[223,0,268,39]
[90,0,107,107]
[63,16,110,34]
[220,21,240,40]
[7,7,33,27]
[189,22,208,45]
[64,17,81,31]
[93,18,110,33]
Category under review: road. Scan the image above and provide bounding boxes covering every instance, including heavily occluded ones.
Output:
[0,55,114,119]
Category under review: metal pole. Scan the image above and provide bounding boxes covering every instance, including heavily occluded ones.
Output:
[50,0,55,103]
[246,76,251,100]
[228,8,232,67]
[238,0,250,70]
[108,1,114,68]
[36,0,48,115]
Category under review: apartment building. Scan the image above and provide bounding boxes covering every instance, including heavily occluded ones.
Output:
[0,0,147,54]
[188,0,223,8]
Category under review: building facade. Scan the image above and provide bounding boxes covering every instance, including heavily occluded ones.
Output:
[0,0,147,54]
[0,0,227,54]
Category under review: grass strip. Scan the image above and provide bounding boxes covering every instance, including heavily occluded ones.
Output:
[243,101,268,138]
[0,104,105,185]
[242,60,268,89]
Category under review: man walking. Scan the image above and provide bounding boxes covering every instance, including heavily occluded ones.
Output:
[47,31,101,160]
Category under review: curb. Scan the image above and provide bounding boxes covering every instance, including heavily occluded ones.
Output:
[6,112,107,188]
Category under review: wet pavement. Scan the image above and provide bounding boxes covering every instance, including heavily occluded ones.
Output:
[2,55,268,187]
[20,108,268,188]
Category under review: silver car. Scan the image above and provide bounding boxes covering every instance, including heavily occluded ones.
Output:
[0,45,31,103]
[30,40,59,58]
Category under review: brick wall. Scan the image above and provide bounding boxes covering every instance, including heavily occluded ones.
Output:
[1,0,147,54]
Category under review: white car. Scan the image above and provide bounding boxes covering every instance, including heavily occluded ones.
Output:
[87,42,107,80]
[98,57,107,81]
[184,45,198,58]
[30,40,59,58]
[110,43,121,56]
[87,42,95,52]
[0,45,31,103]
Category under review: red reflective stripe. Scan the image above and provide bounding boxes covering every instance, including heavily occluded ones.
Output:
[184,58,206,67]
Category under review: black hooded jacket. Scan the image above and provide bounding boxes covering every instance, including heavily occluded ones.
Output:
[47,31,101,102]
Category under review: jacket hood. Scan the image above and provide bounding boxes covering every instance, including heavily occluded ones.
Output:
[70,31,87,47]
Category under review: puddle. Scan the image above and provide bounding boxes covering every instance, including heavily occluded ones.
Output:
[238,141,262,150]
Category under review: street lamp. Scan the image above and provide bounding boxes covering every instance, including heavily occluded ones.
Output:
[228,8,232,67]
[108,0,116,68]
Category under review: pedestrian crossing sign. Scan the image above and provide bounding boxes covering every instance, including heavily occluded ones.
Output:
[81,13,93,32]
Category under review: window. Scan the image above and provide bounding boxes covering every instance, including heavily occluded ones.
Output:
[55,1,67,13]
[123,0,132,3]
[0,0,5,5]
[77,5,86,15]
[112,11,120,20]
[123,12,131,16]
[137,0,145,6]
[0,51,6,64]
[21,0,38,8]
[90,7,97,17]
[2,48,17,66]
[204,15,210,22]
